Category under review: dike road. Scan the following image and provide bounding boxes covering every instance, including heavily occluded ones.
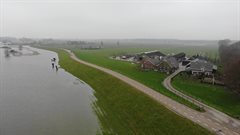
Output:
[65,49,240,135]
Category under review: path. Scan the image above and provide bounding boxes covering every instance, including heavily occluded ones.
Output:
[163,67,240,134]
[64,49,240,135]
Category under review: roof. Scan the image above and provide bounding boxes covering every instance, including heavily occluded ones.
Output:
[165,57,179,68]
[173,52,186,58]
[144,50,166,57]
[144,58,161,65]
[188,59,214,72]
[190,55,208,61]
[149,58,161,65]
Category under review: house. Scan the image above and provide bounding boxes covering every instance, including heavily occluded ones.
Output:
[141,58,161,71]
[173,52,186,62]
[134,50,165,62]
[182,60,191,66]
[189,54,208,61]
[134,54,143,62]
[158,57,179,74]
[186,59,217,75]
[141,56,179,74]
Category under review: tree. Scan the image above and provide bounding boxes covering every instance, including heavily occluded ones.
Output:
[218,39,231,63]
[224,59,240,93]
[218,40,240,94]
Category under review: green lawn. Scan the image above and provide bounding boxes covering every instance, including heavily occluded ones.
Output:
[71,47,202,111]
[67,46,240,118]
[53,49,212,135]
[172,74,240,119]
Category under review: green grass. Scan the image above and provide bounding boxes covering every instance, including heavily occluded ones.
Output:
[70,47,203,111]
[53,48,212,135]
[172,74,240,119]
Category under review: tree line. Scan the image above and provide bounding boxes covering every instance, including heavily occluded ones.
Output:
[218,39,240,94]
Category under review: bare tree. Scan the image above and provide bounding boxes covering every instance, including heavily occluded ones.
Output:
[219,40,240,94]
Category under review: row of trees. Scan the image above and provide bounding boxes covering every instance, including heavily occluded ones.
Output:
[218,39,240,94]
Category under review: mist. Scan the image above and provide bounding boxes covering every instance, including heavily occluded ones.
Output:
[0,0,239,40]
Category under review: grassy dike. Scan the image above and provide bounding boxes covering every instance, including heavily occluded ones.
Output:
[72,48,202,111]
[52,49,212,135]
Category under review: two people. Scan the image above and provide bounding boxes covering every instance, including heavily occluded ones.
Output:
[51,57,59,71]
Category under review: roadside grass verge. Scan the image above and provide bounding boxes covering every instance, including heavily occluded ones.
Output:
[71,48,202,111]
[53,49,212,135]
[172,74,240,119]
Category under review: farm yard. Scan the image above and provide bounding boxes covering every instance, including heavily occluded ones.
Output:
[34,40,240,134]
[66,44,240,119]
[52,49,213,135]
[70,46,202,111]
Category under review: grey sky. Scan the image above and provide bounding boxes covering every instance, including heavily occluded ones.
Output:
[0,0,239,40]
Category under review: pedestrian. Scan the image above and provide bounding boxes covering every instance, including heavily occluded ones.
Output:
[55,65,58,71]
[52,63,54,69]
[51,58,56,62]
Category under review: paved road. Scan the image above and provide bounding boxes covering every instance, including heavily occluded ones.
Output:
[163,68,240,134]
[65,49,240,135]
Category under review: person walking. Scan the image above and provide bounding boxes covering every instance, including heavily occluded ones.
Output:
[55,65,58,71]
[52,62,54,69]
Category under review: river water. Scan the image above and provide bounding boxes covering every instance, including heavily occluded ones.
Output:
[0,46,100,135]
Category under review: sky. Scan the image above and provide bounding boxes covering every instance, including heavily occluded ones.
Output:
[0,0,239,40]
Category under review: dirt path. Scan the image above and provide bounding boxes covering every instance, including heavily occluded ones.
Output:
[65,49,240,135]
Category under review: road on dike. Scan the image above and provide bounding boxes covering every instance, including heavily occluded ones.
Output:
[64,49,240,135]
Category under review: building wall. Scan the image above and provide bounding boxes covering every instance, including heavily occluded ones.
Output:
[141,61,155,70]
[192,70,212,76]
[159,61,178,74]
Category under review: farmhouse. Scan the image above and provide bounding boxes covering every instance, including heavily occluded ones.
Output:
[144,50,166,58]
[158,57,179,73]
[134,50,166,62]
[141,56,179,73]
[189,55,208,61]
[141,50,166,59]
[141,58,160,70]
[186,59,217,75]
[173,52,186,62]
[182,60,191,66]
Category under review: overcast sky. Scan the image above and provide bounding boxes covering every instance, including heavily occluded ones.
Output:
[0,0,239,40]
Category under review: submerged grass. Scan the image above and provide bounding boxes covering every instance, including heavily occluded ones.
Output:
[52,49,212,135]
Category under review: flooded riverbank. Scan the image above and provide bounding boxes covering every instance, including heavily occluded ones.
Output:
[0,46,100,135]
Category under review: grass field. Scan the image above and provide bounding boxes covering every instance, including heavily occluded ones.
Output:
[172,74,240,119]
[53,49,212,135]
[66,45,240,119]
[70,47,203,111]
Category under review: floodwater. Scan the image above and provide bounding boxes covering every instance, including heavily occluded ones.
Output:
[0,46,100,135]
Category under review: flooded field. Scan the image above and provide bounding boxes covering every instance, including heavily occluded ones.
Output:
[0,46,100,135]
